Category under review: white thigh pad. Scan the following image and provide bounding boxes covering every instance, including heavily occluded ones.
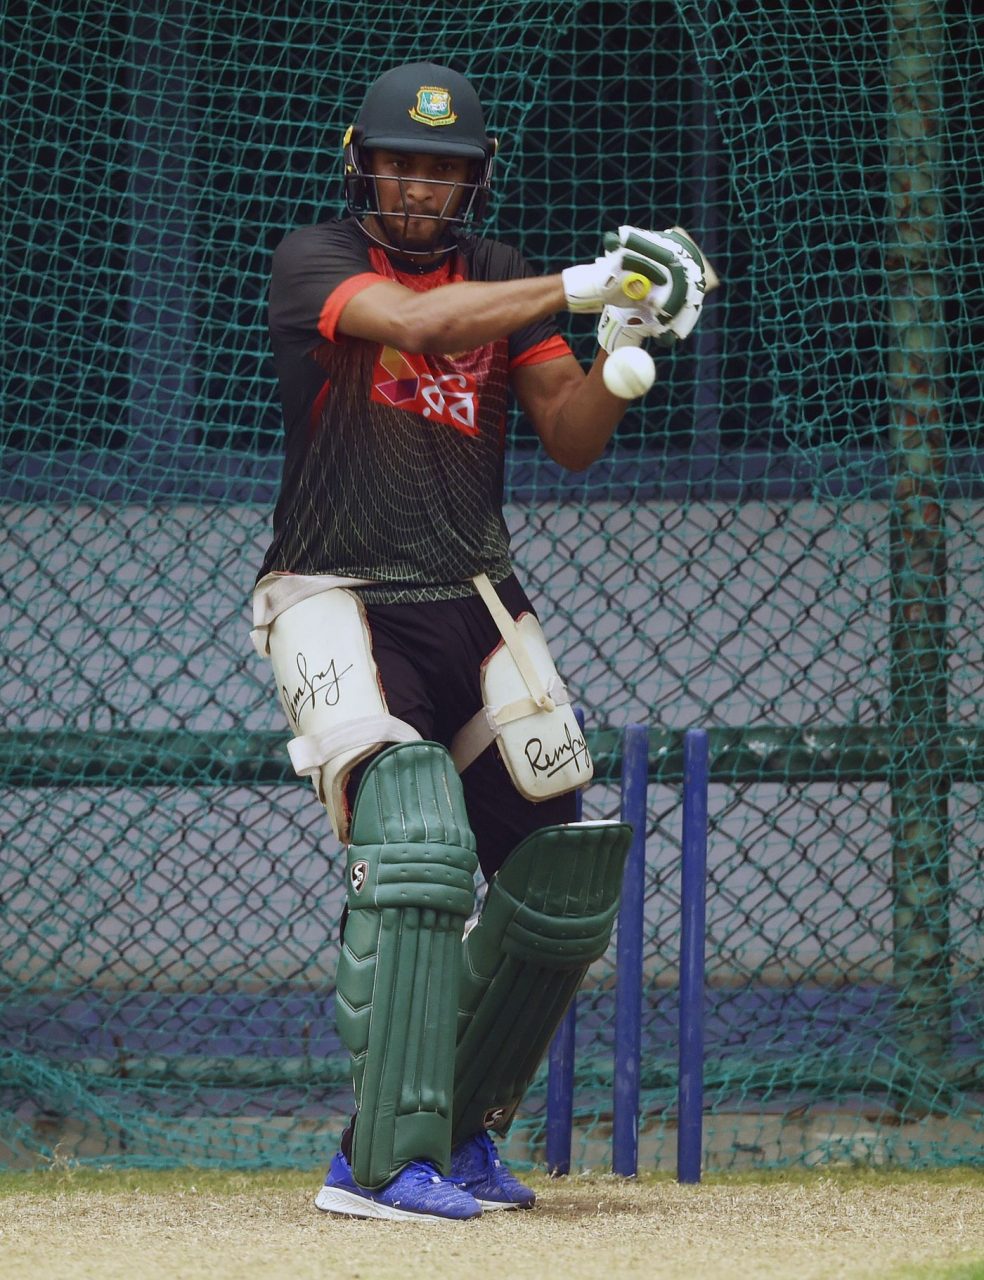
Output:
[486,614,593,799]
[265,587,420,841]
[451,608,594,801]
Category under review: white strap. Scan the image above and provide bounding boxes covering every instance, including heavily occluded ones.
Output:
[496,676,570,727]
[450,674,569,774]
[449,707,500,776]
[250,572,373,656]
[471,573,555,712]
[287,715,421,777]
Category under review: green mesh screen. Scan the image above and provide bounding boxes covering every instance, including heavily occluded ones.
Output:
[2,0,982,1172]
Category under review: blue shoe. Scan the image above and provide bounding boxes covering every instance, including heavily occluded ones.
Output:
[449,1132,536,1210]
[314,1151,482,1221]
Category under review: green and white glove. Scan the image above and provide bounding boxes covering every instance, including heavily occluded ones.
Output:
[597,226,709,344]
[561,241,672,314]
[597,305,666,353]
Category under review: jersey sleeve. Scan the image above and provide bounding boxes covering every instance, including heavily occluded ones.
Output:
[510,264,572,366]
[269,222,380,345]
[467,240,573,369]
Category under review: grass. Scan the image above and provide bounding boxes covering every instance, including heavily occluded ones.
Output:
[1,1161,980,1197]
[887,1264,984,1280]
[1,1161,981,1280]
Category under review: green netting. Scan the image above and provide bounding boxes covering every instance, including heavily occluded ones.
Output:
[2,0,982,1173]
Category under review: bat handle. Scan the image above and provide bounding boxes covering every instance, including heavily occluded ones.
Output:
[621,273,651,302]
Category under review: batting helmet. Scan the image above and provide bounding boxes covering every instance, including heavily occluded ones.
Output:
[343,62,497,237]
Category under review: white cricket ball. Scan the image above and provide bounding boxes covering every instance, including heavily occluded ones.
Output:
[602,346,657,399]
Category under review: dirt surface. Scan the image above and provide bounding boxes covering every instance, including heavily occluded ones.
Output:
[1,1170,982,1280]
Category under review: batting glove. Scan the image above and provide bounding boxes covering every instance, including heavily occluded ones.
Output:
[598,305,662,353]
[600,226,709,342]
[561,246,671,314]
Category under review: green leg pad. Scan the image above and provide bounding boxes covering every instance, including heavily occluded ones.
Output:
[452,820,631,1144]
[335,741,478,1188]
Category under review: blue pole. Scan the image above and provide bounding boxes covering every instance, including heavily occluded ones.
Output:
[545,1000,576,1175]
[677,728,709,1184]
[545,709,586,1175]
[612,724,649,1176]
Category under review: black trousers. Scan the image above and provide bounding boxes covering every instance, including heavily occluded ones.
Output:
[345,574,578,880]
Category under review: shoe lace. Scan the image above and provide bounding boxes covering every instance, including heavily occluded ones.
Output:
[405,1160,446,1186]
[465,1131,500,1177]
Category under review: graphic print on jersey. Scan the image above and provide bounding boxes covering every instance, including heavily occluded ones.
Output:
[370,347,479,438]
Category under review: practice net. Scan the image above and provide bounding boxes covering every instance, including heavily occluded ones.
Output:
[2,0,982,1171]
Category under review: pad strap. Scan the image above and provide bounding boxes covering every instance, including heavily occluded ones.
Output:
[452,820,631,1143]
[287,716,420,777]
[450,674,570,775]
[471,573,555,712]
[250,571,372,656]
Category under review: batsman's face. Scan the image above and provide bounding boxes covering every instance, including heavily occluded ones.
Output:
[368,149,473,254]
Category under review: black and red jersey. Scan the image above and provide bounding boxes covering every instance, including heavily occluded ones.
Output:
[257,216,571,603]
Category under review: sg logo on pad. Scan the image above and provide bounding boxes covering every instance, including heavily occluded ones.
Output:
[350,861,369,894]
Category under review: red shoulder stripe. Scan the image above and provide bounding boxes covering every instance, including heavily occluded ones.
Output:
[509,334,573,370]
[317,272,387,342]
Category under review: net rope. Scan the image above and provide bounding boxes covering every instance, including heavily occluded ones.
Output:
[1,0,981,1170]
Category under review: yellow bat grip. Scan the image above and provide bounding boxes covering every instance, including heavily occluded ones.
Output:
[621,273,651,301]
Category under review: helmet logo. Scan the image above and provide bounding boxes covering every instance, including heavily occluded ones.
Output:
[409,86,458,127]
